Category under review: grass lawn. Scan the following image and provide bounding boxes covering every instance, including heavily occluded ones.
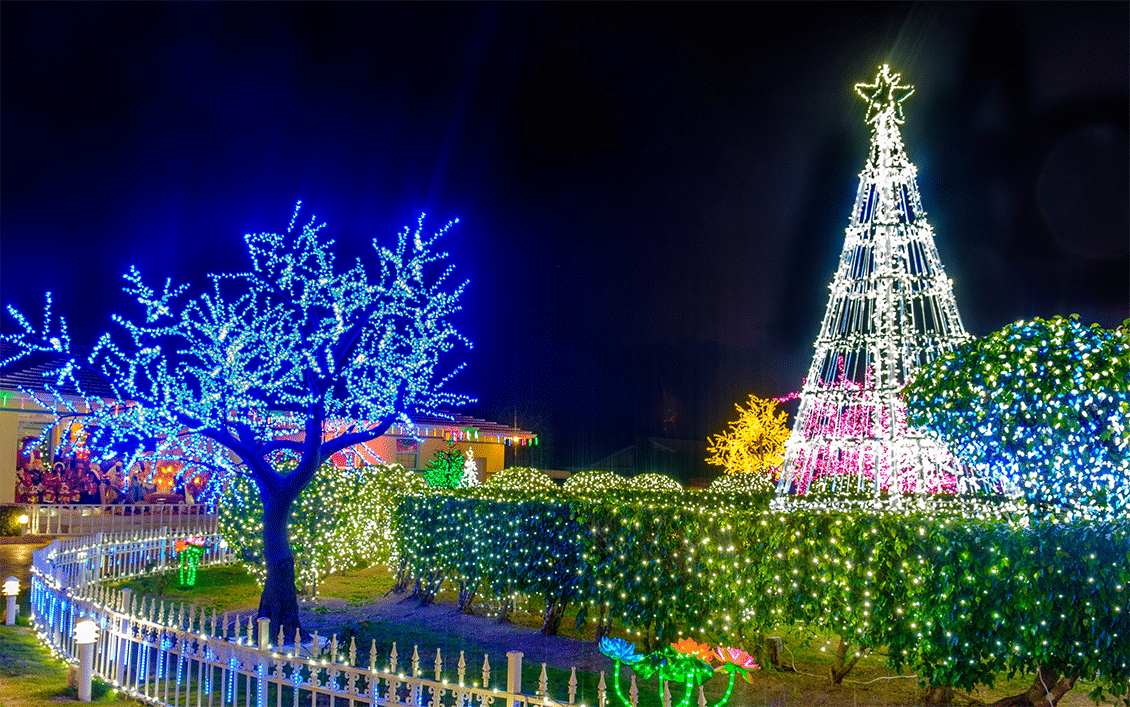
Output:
[107,563,262,613]
[0,619,127,706]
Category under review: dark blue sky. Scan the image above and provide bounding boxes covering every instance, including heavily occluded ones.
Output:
[3,2,1127,469]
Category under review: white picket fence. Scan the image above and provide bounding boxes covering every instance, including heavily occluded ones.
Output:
[29,528,610,707]
[19,503,217,536]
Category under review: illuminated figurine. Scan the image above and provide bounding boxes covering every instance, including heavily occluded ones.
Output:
[175,536,207,588]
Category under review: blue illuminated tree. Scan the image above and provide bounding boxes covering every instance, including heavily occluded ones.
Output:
[904,316,1129,515]
[1,203,472,635]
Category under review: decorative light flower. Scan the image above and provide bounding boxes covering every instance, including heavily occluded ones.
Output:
[600,637,645,707]
[175,536,207,588]
[671,638,714,661]
[713,646,759,683]
[599,636,643,664]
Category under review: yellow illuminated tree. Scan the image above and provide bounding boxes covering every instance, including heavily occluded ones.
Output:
[706,395,789,478]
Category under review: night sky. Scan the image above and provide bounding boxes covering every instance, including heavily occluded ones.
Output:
[3,3,1127,470]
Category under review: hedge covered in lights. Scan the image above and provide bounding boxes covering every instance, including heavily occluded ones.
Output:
[905,316,1130,513]
[219,462,427,592]
[394,488,1128,701]
[483,466,557,491]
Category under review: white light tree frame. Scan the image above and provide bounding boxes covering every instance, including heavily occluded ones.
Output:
[777,65,975,497]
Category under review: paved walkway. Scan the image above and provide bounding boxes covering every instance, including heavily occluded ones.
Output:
[0,536,52,601]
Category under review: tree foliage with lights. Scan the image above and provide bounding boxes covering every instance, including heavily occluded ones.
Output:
[218,462,427,593]
[1,203,471,636]
[706,394,789,483]
[904,316,1130,514]
[423,438,465,488]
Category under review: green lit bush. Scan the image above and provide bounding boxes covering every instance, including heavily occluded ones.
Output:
[484,466,557,492]
[393,487,1128,699]
[625,472,682,493]
[709,472,774,494]
[219,462,425,593]
[563,469,629,493]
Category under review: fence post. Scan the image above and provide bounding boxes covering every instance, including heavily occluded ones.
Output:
[92,533,104,587]
[117,589,132,687]
[506,651,523,707]
[257,619,269,707]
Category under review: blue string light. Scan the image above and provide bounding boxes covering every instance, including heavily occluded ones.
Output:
[906,315,1129,516]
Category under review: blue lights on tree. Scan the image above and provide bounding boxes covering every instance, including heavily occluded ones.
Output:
[904,315,1129,515]
[2,202,473,634]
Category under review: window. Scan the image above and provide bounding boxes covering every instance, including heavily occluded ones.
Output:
[395,438,419,469]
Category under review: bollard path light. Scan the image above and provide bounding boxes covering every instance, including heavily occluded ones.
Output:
[74,618,100,702]
[74,618,100,644]
[3,576,18,626]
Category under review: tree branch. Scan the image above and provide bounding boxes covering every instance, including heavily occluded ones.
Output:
[320,411,400,459]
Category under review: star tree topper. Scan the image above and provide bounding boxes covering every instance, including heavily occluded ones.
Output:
[855,64,914,124]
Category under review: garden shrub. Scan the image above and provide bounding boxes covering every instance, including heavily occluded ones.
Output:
[905,316,1130,515]
[0,505,25,536]
[625,472,682,493]
[393,487,1129,698]
[709,472,774,494]
[484,466,557,492]
[563,469,629,492]
[219,462,422,593]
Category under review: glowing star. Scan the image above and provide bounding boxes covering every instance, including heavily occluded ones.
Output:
[854,64,914,123]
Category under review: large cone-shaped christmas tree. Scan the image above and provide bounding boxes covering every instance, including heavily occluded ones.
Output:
[777,65,973,496]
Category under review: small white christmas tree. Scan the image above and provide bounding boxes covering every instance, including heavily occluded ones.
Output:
[461,447,480,487]
[778,65,974,497]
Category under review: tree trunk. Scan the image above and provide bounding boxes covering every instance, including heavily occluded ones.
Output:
[828,636,861,685]
[541,595,567,636]
[457,579,478,614]
[921,683,954,704]
[991,666,1077,707]
[496,597,513,624]
[389,558,412,595]
[412,568,448,607]
[257,491,303,638]
[593,605,614,642]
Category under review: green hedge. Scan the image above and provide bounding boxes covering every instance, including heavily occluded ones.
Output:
[0,505,25,536]
[394,488,1128,700]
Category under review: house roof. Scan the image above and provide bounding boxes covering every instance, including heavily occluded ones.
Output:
[0,343,115,400]
[581,437,707,472]
[383,412,535,443]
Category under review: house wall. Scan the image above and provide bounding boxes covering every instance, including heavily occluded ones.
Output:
[0,408,17,503]
[351,435,507,482]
